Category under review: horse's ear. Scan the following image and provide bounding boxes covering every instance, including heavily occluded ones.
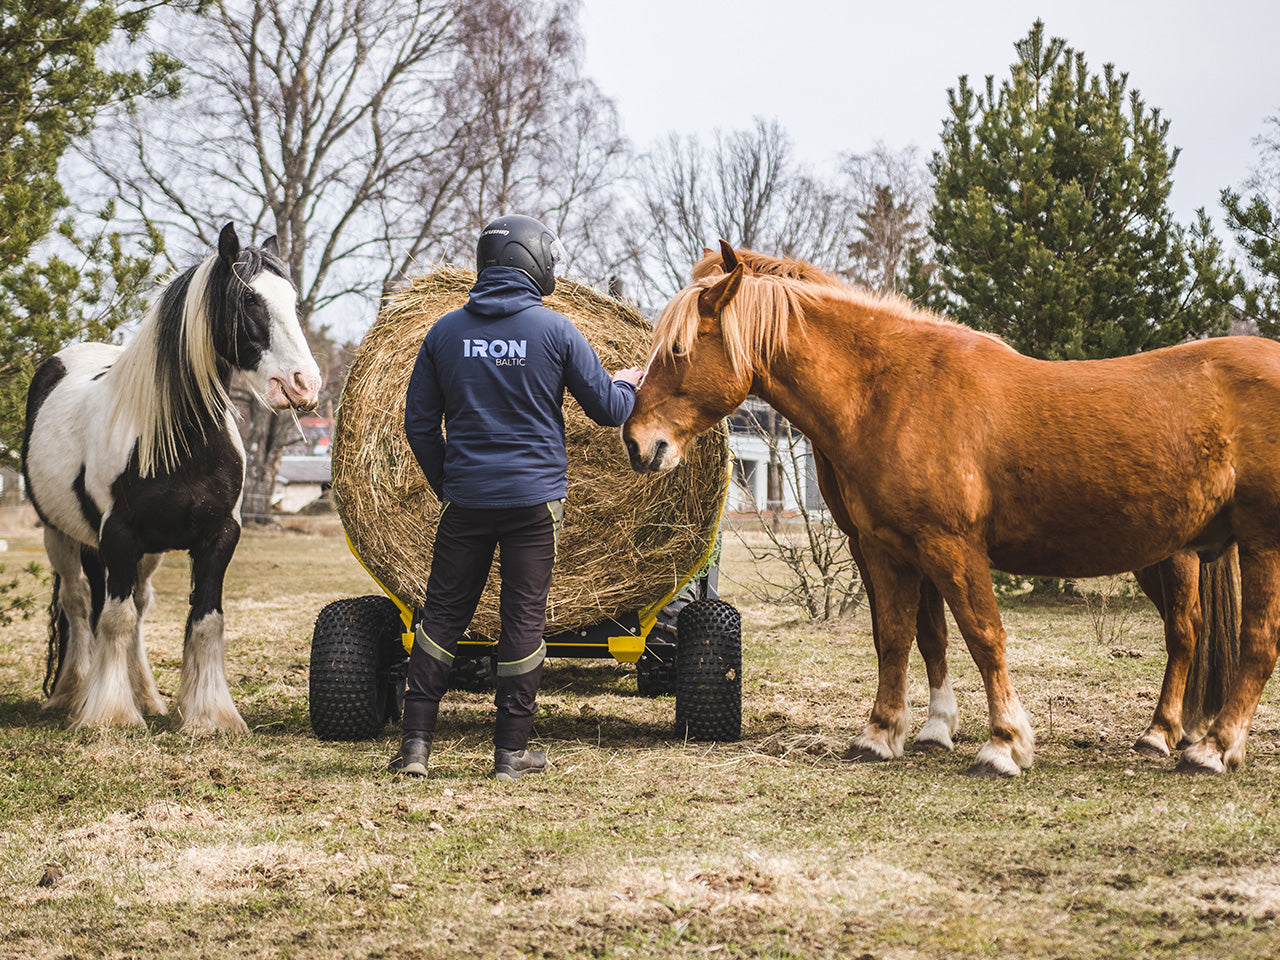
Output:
[698,263,743,317]
[718,240,739,273]
[218,223,240,264]
[261,235,279,257]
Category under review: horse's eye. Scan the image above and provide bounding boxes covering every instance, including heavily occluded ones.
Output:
[671,342,688,357]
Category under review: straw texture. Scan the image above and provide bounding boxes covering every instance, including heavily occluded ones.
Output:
[332,267,729,637]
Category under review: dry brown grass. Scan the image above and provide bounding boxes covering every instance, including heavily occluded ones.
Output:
[332,267,729,635]
[1,526,1278,959]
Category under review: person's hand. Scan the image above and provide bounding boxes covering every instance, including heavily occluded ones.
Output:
[612,366,644,387]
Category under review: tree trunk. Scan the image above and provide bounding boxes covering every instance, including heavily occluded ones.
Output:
[239,403,289,525]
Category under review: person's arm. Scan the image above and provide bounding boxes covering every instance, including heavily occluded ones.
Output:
[562,325,637,427]
[404,339,447,498]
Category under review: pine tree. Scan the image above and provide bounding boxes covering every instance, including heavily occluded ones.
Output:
[847,184,929,295]
[0,1,178,468]
[1221,115,1280,334]
[918,20,1234,360]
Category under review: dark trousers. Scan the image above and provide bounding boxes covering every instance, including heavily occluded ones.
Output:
[402,501,562,750]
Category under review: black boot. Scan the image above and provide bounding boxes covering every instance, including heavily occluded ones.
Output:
[387,730,432,777]
[493,746,548,781]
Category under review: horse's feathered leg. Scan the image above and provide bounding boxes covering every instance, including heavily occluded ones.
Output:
[842,544,918,762]
[913,579,958,751]
[1180,546,1280,773]
[920,542,1034,777]
[129,553,167,716]
[176,519,247,736]
[1133,554,1200,757]
[74,517,146,729]
[41,527,95,715]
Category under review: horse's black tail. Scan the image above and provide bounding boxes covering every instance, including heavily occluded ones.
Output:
[42,545,107,699]
[43,573,67,698]
[1183,546,1240,740]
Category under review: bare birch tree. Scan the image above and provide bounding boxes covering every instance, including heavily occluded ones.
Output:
[88,0,460,519]
[438,0,631,285]
[623,118,860,302]
[87,0,630,520]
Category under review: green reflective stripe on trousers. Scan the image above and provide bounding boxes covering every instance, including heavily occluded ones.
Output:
[547,499,564,555]
[497,641,546,677]
[415,624,454,665]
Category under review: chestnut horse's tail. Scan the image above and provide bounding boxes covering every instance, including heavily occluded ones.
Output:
[1183,546,1240,741]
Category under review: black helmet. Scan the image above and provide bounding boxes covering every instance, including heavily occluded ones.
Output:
[476,214,567,295]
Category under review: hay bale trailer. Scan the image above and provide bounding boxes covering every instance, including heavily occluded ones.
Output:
[309,268,741,743]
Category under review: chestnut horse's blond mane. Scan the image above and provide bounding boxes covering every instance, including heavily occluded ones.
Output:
[689,246,845,286]
[653,248,959,378]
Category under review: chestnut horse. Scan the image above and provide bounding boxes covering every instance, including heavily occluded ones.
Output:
[688,244,1239,760]
[625,245,1274,776]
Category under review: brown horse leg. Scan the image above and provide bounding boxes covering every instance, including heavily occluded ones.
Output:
[913,579,958,751]
[816,448,957,752]
[1133,553,1200,757]
[1179,547,1280,774]
[919,545,1033,777]
[842,543,920,762]
[851,535,958,752]
[845,529,880,656]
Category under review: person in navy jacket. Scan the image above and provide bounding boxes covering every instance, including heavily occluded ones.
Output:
[391,214,643,781]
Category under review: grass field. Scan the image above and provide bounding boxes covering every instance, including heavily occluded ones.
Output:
[1,508,1278,959]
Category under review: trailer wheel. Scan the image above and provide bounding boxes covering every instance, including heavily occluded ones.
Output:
[636,648,677,697]
[636,620,678,698]
[310,595,407,741]
[674,598,741,741]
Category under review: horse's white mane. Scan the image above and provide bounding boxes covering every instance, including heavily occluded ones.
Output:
[108,254,232,478]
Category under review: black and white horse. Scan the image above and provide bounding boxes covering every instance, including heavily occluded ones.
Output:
[21,223,321,735]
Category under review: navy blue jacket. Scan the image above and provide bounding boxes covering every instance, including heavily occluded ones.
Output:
[404,268,637,508]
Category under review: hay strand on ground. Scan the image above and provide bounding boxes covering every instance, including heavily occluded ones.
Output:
[331,267,729,636]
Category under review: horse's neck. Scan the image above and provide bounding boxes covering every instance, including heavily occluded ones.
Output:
[748,308,884,455]
[107,321,233,476]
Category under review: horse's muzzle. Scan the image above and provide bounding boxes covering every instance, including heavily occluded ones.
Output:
[269,370,322,412]
[625,436,671,473]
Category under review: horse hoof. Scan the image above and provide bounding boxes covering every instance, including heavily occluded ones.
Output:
[1175,755,1223,776]
[1132,737,1171,760]
[911,738,953,754]
[914,720,956,752]
[964,759,1018,779]
[841,743,891,763]
[69,711,146,731]
[179,715,249,737]
[1177,737,1229,775]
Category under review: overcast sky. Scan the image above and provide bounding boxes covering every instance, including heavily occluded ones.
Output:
[579,1,1280,230]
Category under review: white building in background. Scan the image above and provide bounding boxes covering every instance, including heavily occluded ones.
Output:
[0,467,20,503]
[272,455,332,513]
[725,398,825,516]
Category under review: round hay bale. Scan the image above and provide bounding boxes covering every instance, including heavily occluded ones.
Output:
[332,267,729,637]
